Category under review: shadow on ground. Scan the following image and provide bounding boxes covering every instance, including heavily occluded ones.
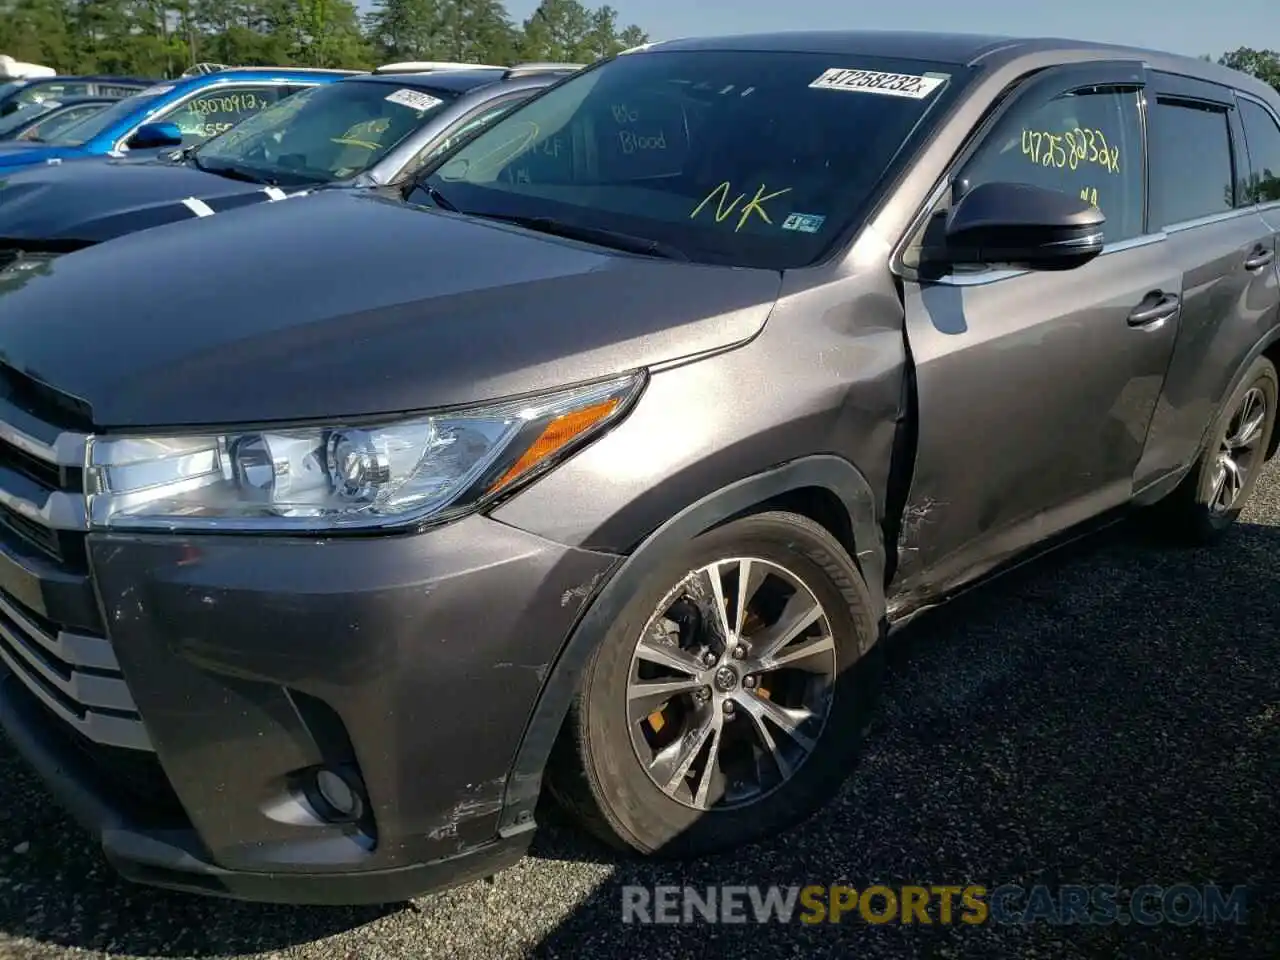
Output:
[523,519,1280,958]
[0,516,1276,958]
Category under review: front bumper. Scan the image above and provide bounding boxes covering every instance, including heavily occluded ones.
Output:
[0,511,620,904]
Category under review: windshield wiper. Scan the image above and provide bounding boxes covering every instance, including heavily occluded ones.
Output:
[417,182,458,212]
[480,214,689,261]
[191,155,277,187]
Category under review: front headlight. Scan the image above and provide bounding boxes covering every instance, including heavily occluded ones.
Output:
[85,374,642,531]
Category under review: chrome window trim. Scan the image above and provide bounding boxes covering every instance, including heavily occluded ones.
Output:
[1162,206,1259,233]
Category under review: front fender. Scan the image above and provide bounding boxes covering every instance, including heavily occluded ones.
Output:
[493,453,884,835]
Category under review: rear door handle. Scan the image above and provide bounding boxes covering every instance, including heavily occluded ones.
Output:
[1245,248,1275,270]
[1127,292,1181,328]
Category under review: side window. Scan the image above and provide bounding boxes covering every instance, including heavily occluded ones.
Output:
[19,82,90,104]
[18,104,105,141]
[96,84,145,98]
[1238,98,1280,204]
[417,99,521,166]
[1148,99,1234,227]
[956,85,1145,244]
[159,85,292,147]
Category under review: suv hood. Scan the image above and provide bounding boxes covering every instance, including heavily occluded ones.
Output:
[0,155,291,244]
[0,190,781,427]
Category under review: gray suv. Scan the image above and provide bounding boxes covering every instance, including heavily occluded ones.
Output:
[0,31,1276,905]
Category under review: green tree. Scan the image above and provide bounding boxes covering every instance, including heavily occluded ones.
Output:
[365,0,516,65]
[0,0,649,77]
[1217,47,1280,91]
[518,0,644,62]
[0,0,77,71]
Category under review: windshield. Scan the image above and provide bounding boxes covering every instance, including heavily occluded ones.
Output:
[44,90,163,146]
[0,82,22,105]
[420,50,962,269]
[195,80,457,185]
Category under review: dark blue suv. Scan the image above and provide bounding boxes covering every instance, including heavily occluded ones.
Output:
[0,67,355,171]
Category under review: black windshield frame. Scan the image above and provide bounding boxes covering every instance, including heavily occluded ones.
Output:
[414,49,972,270]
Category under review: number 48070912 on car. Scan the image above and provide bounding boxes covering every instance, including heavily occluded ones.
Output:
[0,31,1275,905]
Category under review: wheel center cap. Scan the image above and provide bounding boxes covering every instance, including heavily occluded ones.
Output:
[713,665,739,693]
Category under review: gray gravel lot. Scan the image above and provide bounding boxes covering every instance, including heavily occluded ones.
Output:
[0,468,1277,959]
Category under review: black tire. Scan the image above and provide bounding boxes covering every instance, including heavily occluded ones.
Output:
[1153,356,1277,544]
[545,510,880,858]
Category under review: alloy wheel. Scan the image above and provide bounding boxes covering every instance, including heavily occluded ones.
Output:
[1210,386,1268,515]
[625,557,838,812]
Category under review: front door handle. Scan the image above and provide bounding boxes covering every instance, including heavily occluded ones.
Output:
[1245,247,1275,270]
[1127,292,1181,328]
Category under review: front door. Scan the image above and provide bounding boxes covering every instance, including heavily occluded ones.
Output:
[891,63,1181,604]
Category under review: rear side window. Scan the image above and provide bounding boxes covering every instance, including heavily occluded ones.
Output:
[1239,98,1280,204]
[17,103,107,141]
[1148,100,1234,227]
[957,86,1145,243]
[96,83,145,98]
[17,81,91,103]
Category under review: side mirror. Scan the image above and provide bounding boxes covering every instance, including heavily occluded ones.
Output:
[127,121,184,149]
[941,181,1105,271]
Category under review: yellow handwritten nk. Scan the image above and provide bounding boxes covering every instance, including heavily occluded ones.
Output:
[690,181,793,232]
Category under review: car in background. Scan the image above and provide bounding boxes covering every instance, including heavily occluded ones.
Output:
[0,64,580,255]
[0,95,118,142]
[0,67,356,171]
[0,75,151,116]
[0,56,56,80]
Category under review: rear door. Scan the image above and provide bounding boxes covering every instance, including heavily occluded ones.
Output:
[892,62,1183,599]
[1129,72,1279,490]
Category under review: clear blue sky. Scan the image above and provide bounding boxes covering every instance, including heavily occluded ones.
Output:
[493,0,1275,59]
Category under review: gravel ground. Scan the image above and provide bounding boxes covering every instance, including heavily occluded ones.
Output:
[0,468,1277,959]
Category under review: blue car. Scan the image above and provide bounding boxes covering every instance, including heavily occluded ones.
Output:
[0,67,358,171]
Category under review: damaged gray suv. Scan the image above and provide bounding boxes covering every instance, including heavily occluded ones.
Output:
[0,31,1277,904]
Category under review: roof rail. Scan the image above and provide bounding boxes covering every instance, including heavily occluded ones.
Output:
[374,61,503,75]
[180,62,230,77]
[502,62,585,79]
[191,65,362,76]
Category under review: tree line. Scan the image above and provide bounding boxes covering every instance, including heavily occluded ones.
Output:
[1213,47,1280,91]
[0,0,649,77]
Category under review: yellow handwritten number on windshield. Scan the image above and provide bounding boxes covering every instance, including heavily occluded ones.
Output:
[1021,127,1120,174]
[690,181,793,232]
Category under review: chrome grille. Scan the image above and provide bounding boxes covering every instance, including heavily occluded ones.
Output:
[0,381,151,752]
[0,588,148,750]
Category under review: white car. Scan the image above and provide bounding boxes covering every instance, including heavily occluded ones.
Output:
[0,55,55,80]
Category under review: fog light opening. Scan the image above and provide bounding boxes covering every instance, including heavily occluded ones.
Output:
[312,766,366,823]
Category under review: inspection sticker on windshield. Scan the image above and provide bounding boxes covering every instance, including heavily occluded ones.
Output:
[781,212,826,233]
[385,88,443,111]
[809,68,946,99]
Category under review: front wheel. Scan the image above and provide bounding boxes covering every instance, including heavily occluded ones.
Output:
[545,511,879,858]
[1155,356,1277,543]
